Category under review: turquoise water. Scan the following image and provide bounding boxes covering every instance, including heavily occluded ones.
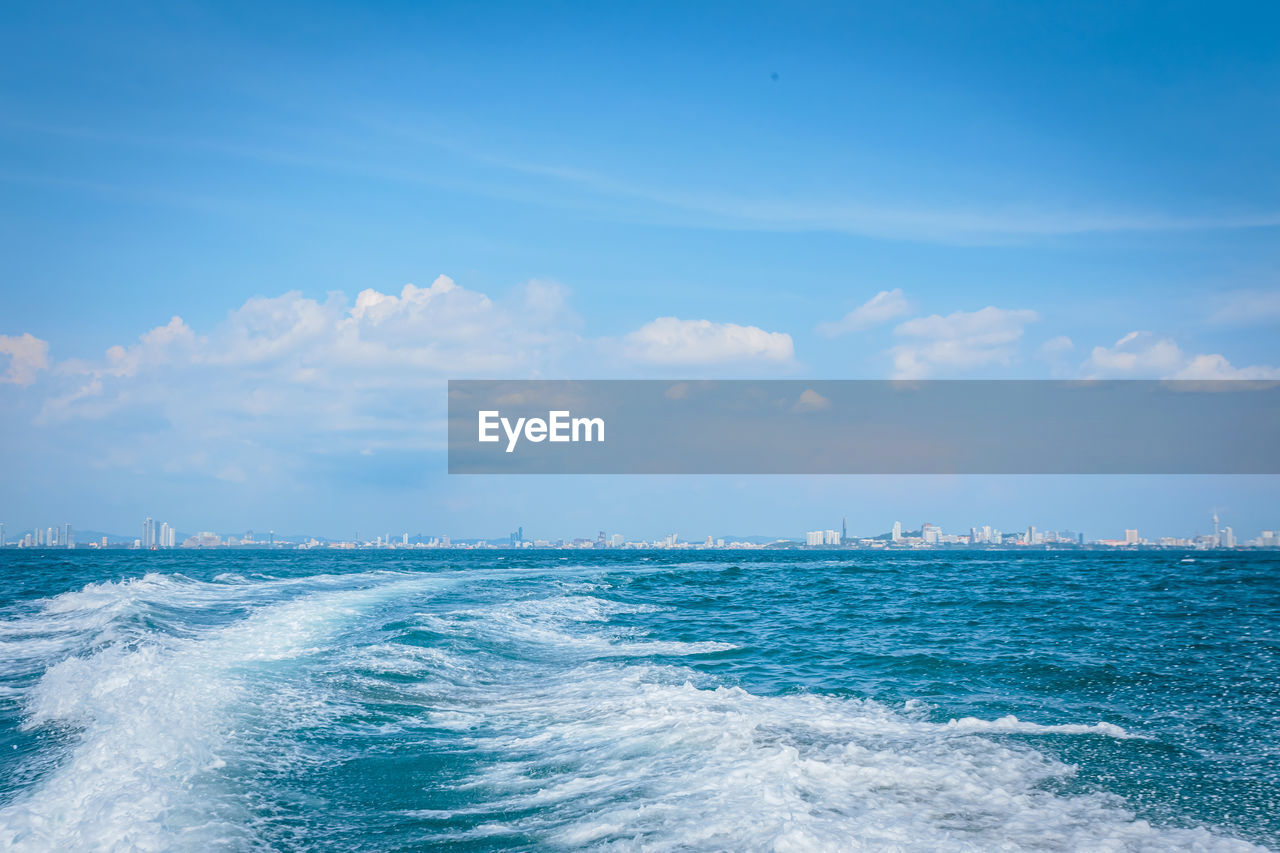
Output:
[0,550,1276,851]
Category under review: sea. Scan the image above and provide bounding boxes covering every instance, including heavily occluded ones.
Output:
[0,549,1276,851]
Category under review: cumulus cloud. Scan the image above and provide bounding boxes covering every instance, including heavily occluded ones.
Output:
[1174,354,1280,379]
[1085,331,1280,379]
[816,289,911,337]
[1083,331,1184,376]
[889,306,1038,378]
[0,332,51,386]
[23,279,801,483]
[1208,289,1280,326]
[792,388,831,412]
[623,317,794,365]
[35,277,584,475]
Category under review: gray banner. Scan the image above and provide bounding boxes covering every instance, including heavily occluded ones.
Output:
[447,380,1280,474]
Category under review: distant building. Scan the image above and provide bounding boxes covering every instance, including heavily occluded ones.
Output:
[891,521,902,542]
[806,530,823,546]
[1124,529,1139,545]
[182,531,222,548]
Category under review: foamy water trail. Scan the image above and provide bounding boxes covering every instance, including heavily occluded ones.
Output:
[0,572,1269,851]
[0,571,445,851]
[382,594,1267,852]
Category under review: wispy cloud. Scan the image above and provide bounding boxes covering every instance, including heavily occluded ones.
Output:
[1208,289,1280,326]
[465,145,1280,243]
[817,289,912,337]
[890,306,1039,378]
[9,116,1280,245]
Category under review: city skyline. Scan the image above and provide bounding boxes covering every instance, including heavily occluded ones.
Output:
[2,510,1273,551]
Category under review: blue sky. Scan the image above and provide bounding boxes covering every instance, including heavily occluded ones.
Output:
[2,1,1279,540]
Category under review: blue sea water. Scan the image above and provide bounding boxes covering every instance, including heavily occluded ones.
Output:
[0,550,1276,851]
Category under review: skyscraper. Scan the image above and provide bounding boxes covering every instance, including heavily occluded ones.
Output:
[64,523,73,549]
[891,521,902,542]
[143,517,154,549]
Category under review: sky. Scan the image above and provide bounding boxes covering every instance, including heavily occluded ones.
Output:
[1,0,1279,541]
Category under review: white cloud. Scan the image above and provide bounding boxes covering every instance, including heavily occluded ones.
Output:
[0,332,51,386]
[27,280,798,483]
[623,317,794,365]
[792,389,831,412]
[889,306,1038,378]
[38,278,582,446]
[1084,331,1280,379]
[1084,332,1183,376]
[1175,354,1280,380]
[1208,290,1280,326]
[1039,335,1074,356]
[816,289,911,337]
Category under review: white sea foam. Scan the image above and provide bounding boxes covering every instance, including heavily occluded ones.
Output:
[388,593,1264,851]
[0,571,444,852]
[943,714,1136,739]
[430,595,735,658]
[425,666,1262,851]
